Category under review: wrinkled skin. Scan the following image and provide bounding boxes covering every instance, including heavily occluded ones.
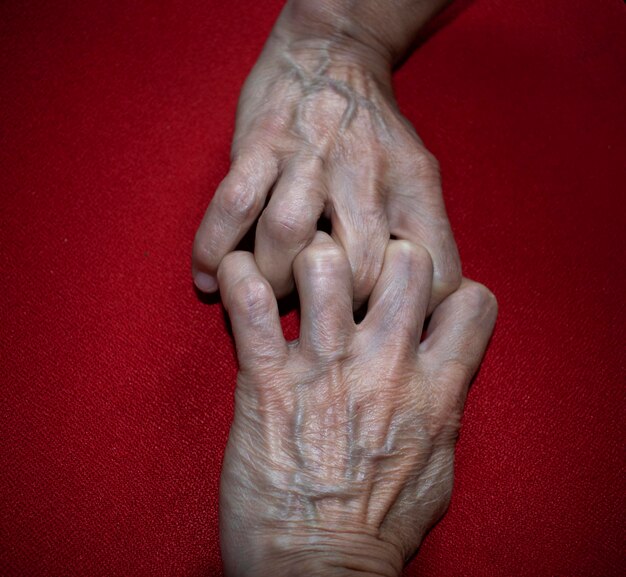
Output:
[218,232,497,577]
[193,13,461,310]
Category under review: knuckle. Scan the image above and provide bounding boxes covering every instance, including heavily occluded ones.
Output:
[458,281,498,315]
[219,177,261,223]
[262,206,311,246]
[300,241,346,272]
[228,275,274,319]
[392,240,433,272]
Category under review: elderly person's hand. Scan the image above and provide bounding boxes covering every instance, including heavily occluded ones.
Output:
[193,0,461,310]
[217,232,496,576]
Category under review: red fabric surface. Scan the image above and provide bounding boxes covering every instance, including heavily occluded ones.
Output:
[1,1,624,575]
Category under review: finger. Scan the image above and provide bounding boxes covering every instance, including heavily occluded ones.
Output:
[255,156,326,298]
[217,251,287,370]
[387,150,461,313]
[293,231,354,356]
[418,278,497,404]
[193,150,279,292]
[359,241,433,356]
[330,168,389,308]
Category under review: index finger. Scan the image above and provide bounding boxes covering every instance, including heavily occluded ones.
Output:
[192,151,278,292]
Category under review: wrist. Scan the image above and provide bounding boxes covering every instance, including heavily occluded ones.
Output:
[270,1,394,87]
[280,0,395,62]
[279,0,449,66]
[238,525,403,577]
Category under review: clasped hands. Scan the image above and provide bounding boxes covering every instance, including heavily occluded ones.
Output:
[191,4,497,575]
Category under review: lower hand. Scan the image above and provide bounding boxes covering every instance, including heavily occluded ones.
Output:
[217,232,496,576]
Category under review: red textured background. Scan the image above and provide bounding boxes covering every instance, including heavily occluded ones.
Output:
[1,1,624,575]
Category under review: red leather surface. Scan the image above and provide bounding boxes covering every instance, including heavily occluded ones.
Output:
[1,1,624,575]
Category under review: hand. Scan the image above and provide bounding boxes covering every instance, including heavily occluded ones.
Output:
[217,232,497,576]
[193,9,461,309]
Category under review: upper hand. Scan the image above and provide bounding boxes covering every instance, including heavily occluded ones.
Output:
[193,24,461,309]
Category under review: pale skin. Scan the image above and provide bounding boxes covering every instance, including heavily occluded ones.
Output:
[218,232,497,576]
[193,0,460,310]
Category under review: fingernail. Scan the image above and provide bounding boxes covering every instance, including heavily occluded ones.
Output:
[194,272,218,293]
